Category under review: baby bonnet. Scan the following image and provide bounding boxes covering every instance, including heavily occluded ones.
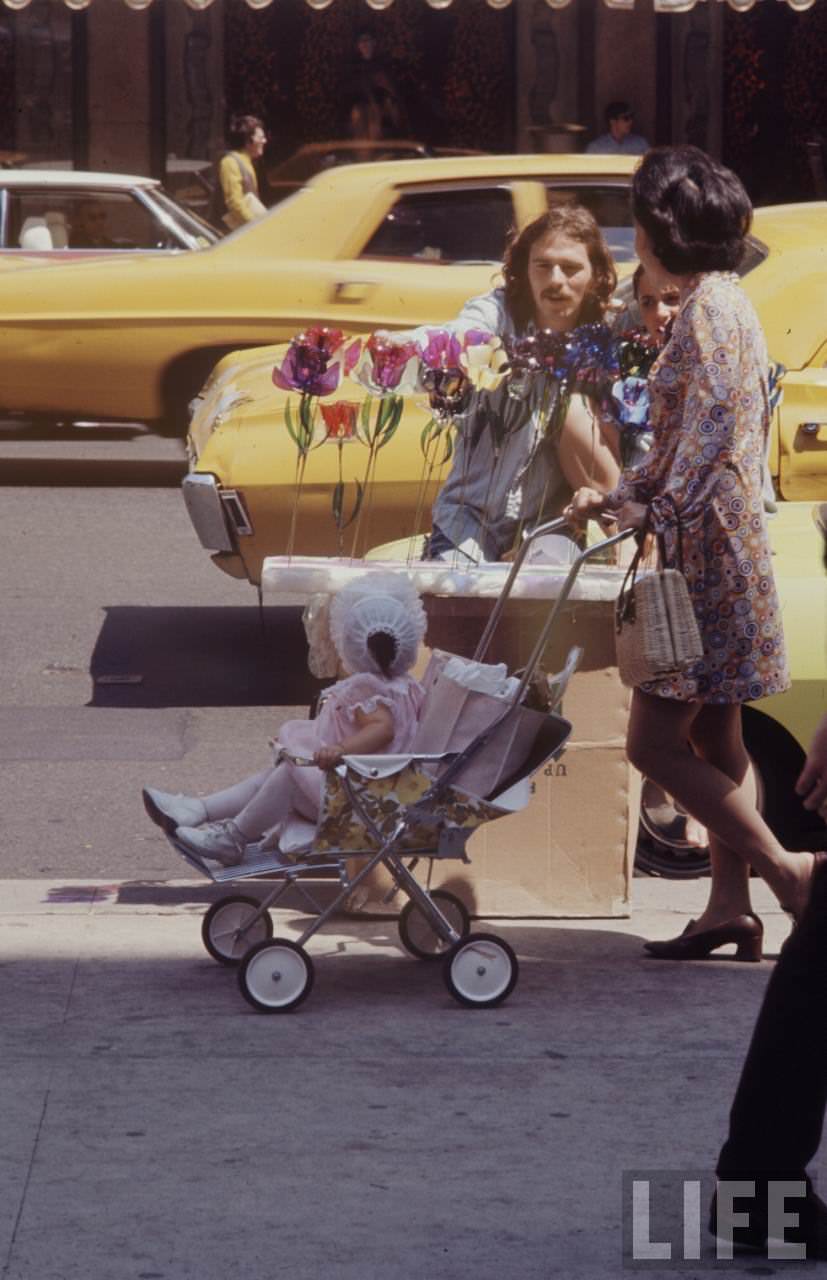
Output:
[329,572,426,678]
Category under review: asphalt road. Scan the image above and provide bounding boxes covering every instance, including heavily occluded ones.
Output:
[1,423,320,879]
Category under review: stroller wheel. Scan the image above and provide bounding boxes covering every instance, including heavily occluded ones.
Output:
[443,933,518,1008]
[398,890,470,960]
[238,938,314,1013]
[202,895,273,966]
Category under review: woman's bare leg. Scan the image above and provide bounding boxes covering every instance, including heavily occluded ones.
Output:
[687,705,754,930]
[627,691,814,921]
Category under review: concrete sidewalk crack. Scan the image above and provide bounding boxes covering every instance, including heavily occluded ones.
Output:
[2,1082,51,1280]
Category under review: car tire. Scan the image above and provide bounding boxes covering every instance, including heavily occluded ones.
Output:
[633,707,826,879]
[157,347,237,438]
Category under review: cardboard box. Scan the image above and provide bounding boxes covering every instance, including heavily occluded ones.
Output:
[345,595,637,919]
[429,745,638,917]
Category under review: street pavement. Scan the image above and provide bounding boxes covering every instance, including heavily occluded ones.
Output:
[2,436,826,1277]
[2,875,824,1278]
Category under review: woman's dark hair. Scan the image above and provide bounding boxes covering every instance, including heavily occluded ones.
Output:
[228,114,264,149]
[632,263,644,299]
[503,205,617,332]
[367,629,397,677]
[632,146,752,276]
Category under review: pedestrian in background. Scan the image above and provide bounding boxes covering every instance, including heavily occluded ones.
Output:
[216,114,267,230]
[586,101,649,157]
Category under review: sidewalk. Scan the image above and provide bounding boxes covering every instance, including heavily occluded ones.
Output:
[0,874,823,1280]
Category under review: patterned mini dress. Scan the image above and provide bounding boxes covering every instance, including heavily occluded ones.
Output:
[607,271,790,704]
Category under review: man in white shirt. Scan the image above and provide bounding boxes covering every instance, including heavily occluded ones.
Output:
[586,101,649,157]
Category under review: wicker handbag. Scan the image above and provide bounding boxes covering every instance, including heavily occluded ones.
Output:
[614,502,703,688]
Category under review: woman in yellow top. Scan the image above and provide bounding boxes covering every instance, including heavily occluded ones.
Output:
[218,115,267,230]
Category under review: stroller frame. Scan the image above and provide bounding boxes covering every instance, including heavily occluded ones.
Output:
[165,518,632,1012]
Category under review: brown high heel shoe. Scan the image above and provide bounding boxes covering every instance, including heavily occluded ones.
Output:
[786,850,827,924]
[643,913,763,962]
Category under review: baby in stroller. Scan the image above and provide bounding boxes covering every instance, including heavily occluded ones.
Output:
[142,573,427,866]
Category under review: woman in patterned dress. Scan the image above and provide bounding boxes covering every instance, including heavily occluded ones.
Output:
[568,147,815,958]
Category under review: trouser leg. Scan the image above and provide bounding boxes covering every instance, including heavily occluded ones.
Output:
[717,875,827,1181]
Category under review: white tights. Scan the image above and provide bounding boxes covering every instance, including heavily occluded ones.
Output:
[201,761,320,841]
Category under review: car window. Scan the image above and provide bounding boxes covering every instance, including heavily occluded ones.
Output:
[361,186,514,264]
[545,183,635,263]
[154,188,219,244]
[6,189,181,251]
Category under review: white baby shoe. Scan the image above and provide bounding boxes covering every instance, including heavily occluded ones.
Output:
[143,787,208,835]
[175,819,247,867]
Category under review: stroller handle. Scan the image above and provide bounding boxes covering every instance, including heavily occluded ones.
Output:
[473,516,635,677]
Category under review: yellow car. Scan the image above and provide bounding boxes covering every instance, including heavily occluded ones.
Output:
[184,201,827,874]
[0,154,637,432]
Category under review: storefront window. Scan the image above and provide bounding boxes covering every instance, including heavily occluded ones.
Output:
[163,4,225,217]
[0,0,76,168]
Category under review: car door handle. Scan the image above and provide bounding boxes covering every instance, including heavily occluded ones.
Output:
[333,281,376,302]
[800,422,827,442]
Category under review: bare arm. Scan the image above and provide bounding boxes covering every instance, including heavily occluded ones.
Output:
[558,392,621,495]
[314,704,394,769]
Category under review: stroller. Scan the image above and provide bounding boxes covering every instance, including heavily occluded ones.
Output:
[163,518,630,1012]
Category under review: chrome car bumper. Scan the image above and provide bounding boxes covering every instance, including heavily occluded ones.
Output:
[182,472,252,551]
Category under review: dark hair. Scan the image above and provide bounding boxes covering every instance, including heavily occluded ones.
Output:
[228,114,264,149]
[503,205,617,332]
[632,145,752,276]
[632,263,644,299]
[605,100,632,124]
[367,629,397,678]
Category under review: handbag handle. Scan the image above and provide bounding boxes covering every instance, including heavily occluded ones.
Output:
[616,540,643,631]
[654,494,686,573]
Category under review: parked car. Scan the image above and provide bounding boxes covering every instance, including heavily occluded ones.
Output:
[0,170,219,259]
[0,154,637,431]
[182,201,827,874]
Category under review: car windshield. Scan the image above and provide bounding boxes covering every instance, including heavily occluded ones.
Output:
[154,188,220,244]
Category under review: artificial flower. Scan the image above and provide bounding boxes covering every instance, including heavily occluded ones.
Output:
[272,327,360,398]
[320,401,360,441]
[459,333,509,393]
[352,334,419,395]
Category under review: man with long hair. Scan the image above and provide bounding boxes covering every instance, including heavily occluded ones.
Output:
[424,204,622,564]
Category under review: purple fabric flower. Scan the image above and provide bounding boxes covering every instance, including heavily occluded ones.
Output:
[272,326,351,397]
[418,329,462,370]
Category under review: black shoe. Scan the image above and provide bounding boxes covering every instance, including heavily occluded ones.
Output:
[643,914,763,962]
[710,1183,827,1260]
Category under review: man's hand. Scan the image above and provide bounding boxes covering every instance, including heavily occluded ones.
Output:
[795,714,827,813]
[564,486,609,526]
[315,743,345,770]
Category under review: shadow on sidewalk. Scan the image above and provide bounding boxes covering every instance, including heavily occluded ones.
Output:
[88,605,325,709]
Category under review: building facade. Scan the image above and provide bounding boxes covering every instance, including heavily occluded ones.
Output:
[1,0,824,204]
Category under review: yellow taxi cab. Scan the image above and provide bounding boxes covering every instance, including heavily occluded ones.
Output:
[0,154,636,430]
[183,201,827,874]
